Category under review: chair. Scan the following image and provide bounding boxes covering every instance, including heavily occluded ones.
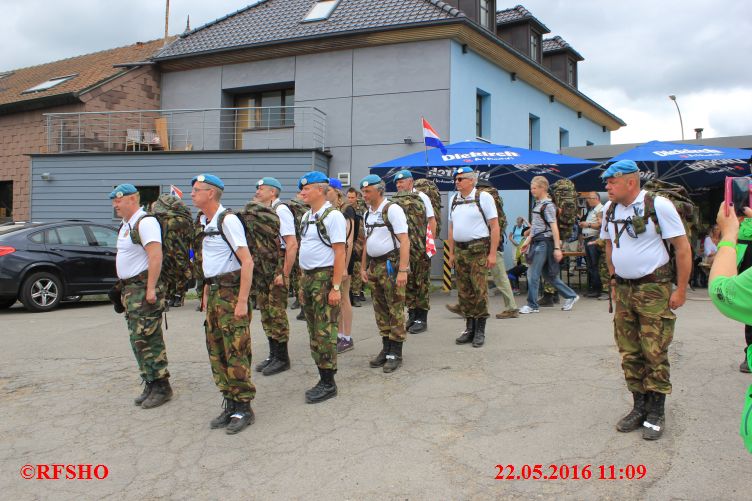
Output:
[125,129,142,151]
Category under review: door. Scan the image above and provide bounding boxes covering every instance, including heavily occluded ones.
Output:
[85,224,119,290]
[44,224,101,291]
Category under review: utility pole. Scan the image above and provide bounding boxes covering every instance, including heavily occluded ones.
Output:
[164,0,170,41]
[668,95,685,140]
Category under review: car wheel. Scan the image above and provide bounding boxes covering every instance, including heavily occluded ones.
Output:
[0,297,16,309]
[20,271,63,312]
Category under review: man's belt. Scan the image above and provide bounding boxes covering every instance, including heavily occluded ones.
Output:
[615,274,658,286]
[204,269,242,286]
[455,237,490,250]
[302,266,333,275]
[368,250,398,263]
[121,270,148,286]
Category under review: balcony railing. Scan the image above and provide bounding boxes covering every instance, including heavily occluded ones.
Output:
[44,106,327,153]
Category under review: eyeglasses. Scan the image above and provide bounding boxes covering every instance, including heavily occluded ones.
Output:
[455,177,472,183]
[191,187,213,193]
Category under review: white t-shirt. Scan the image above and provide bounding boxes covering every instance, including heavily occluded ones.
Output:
[582,203,603,238]
[116,208,162,279]
[273,199,296,249]
[703,236,717,257]
[365,198,408,258]
[414,189,435,219]
[299,202,347,270]
[600,190,686,279]
[201,205,248,278]
[449,188,498,243]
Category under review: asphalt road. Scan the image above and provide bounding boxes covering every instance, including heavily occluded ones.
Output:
[1,289,750,500]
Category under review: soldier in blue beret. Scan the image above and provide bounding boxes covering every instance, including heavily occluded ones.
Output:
[254,176,297,376]
[394,169,437,334]
[297,171,347,403]
[192,173,256,433]
[600,159,691,440]
[110,183,173,409]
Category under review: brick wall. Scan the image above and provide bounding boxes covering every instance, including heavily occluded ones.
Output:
[0,66,161,221]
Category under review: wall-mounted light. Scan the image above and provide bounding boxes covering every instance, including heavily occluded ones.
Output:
[549,95,555,103]
[41,172,52,181]
[577,111,582,119]
[510,72,517,81]
[461,44,468,54]
[403,137,414,144]
[602,126,607,133]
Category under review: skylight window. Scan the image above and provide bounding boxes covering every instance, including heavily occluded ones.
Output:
[303,0,340,22]
[22,74,77,93]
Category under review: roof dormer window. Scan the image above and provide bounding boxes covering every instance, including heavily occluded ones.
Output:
[302,0,340,23]
[22,74,77,94]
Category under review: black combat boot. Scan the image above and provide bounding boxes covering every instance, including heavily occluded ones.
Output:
[369,336,390,368]
[296,308,305,321]
[383,340,403,373]
[134,381,154,406]
[350,291,361,308]
[256,337,275,372]
[616,392,647,432]
[455,318,475,344]
[642,392,666,440]
[210,398,235,429]
[408,309,428,334]
[406,309,416,331]
[291,297,301,309]
[225,400,255,435]
[141,378,173,409]
[305,368,338,403]
[171,294,184,307]
[263,341,291,376]
[472,317,487,347]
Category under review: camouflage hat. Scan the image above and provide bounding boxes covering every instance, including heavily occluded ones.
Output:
[359,174,382,189]
[257,177,283,192]
[298,171,329,190]
[191,173,224,190]
[394,169,413,180]
[109,183,138,199]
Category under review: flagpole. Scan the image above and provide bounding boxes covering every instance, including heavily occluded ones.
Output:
[421,116,429,168]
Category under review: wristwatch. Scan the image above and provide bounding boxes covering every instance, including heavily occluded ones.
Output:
[332,284,341,292]
[399,267,410,273]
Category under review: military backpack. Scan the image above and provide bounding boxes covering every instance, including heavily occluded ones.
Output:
[128,194,193,288]
[450,184,507,247]
[367,191,427,261]
[414,178,443,237]
[550,179,578,239]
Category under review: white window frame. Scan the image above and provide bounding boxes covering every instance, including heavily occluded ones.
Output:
[302,0,341,23]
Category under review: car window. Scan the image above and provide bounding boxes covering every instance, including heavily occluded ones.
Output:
[89,225,118,247]
[29,231,44,244]
[55,225,89,246]
[45,229,61,245]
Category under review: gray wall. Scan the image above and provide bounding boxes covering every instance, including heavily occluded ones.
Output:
[30,151,329,224]
[160,39,452,187]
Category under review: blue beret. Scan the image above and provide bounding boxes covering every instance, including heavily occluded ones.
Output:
[394,169,413,181]
[109,183,138,199]
[601,160,639,179]
[359,174,382,189]
[257,177,283,192]
[191,174,225,190]
[454,166,475,178]
[329,177,343,190]
[298,171,329,190]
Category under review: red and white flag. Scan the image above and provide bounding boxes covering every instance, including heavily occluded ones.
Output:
[426,226,436,257]
[170,185,183,198]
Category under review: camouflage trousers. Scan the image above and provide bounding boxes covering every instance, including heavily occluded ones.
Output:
[121,275,169,382]
[405,252,430,310]
[351,260,364,295]
[204,275,256,403]
[614,280,675,395]
[301,267,339,370]
[598,254,610,294]
[455,239,490,319]
[369,256,407,342]
[290,260,301,298]
[257,272,290,343]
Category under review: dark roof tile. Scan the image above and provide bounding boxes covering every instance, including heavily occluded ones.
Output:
[496,4,550,33]
[542,35,584,61]
[155,0,464,60]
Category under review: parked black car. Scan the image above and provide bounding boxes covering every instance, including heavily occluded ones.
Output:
[0,220,118,312]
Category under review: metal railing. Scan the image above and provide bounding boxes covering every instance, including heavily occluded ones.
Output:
[44,106,327,153]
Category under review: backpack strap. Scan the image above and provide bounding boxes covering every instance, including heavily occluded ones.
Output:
[373,202,398,251]
[203,209,241,261]
[301,206,335,248]
[451,190,489,225]
[129,214,161,247]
